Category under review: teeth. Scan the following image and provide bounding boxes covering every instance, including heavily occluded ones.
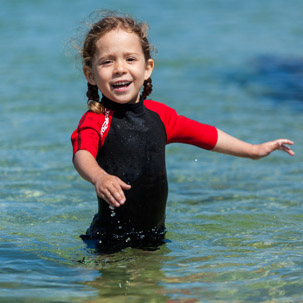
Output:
[112,81,130,87]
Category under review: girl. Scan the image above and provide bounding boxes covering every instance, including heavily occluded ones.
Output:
[71,11,294,252]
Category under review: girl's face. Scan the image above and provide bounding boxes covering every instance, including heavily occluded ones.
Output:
[84,29,154,104]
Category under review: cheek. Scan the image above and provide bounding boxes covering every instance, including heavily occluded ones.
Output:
[139,65,149,80]
[94,70,109,84]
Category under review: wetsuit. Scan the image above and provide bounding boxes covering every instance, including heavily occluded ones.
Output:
[71,96,217,250]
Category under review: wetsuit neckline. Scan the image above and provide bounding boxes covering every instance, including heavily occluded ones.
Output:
[101,95,145,115]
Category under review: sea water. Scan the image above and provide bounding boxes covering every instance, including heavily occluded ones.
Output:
[1,0,303,302]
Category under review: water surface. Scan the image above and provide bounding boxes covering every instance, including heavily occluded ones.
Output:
[1,0,303,302]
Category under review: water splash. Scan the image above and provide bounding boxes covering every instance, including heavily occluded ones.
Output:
[109,205,116,217]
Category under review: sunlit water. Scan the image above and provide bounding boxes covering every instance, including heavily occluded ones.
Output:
[1,0,303,302]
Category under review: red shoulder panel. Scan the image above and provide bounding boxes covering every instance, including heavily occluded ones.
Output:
[71,109,113,159]
[144,100,218,150]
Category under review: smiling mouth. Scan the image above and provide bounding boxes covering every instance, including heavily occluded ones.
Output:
[111,81,131,90]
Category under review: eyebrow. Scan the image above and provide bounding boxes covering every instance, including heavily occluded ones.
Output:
[98,51,141,58]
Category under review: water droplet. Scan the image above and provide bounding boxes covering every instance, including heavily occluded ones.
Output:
[118,226,122,230]
[194,158,198,162]
[109,205,116,217]
[99,240,102,244]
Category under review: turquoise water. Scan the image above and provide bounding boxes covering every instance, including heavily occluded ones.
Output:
[1,0,303,302]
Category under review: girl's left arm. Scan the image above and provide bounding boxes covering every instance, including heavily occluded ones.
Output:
[213,129,295,159]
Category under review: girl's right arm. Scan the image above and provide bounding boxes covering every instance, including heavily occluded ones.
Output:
[73,150,131,207]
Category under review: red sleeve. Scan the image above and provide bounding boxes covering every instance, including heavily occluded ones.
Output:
[144,100,218,150]
[71,111,104,159]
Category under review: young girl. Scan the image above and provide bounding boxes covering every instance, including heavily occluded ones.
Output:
[71,11,294,252]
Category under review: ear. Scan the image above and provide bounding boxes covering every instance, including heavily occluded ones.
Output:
[83,66,96,85]
[144,59,154,81]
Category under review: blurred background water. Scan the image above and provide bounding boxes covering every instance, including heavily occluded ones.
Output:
[1,0,303,302]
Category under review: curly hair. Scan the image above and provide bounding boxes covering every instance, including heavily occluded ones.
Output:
[81,11,154,113]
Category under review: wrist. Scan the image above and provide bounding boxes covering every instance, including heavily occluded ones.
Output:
[91,170,107,185]
[250,144,261,160]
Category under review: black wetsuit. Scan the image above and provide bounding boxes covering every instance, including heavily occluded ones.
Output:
[71,96,217,250]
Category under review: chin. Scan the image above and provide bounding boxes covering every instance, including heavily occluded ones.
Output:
[112,95,140,104]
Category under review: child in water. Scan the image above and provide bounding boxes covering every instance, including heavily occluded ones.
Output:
[71,11,294,252]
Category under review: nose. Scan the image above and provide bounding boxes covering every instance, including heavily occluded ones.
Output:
[113,59,127,75]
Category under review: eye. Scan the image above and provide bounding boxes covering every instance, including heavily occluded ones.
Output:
[127,57,136,63]
[100,59,112,66]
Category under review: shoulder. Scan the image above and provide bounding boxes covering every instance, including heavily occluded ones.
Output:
[143,99,181,134]
[144,99,177,116]
[77,110,108,129]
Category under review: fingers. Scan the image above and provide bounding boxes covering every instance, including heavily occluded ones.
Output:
[273,139,295,156]
[118,179,132,190]
[109,182,125,207]
[281,144,295,156]
[96,175,131,208]
[101,181,126,207]
[276,139,294,146]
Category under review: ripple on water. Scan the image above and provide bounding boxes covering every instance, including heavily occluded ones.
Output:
[1,0,303,302]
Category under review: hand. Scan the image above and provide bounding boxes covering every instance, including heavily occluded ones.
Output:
[253,139,295,160]
[93,172,131,207]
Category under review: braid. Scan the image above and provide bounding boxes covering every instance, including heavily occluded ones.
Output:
[86,82,104,113]
[142,77,153,100]
[86,82,100,101]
